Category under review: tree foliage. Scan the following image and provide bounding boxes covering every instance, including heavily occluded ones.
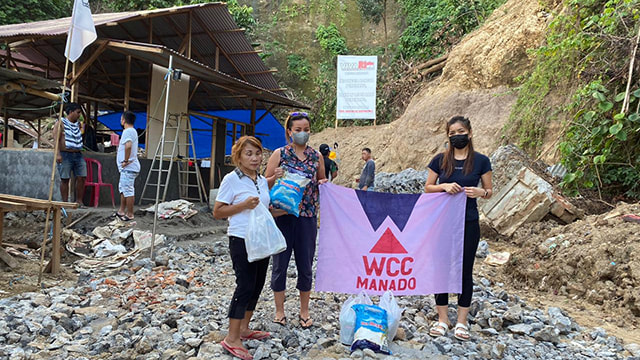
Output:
[356,0,385,25]
[315,23,348,56]
[396,0,506,59]
[506,0,640,199]
[0,0,70,25]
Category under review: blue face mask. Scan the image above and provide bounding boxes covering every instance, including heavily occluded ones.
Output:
[291,131,309,145]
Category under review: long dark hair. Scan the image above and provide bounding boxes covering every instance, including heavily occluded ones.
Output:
[441,116,475,177]
[284,111,310,143]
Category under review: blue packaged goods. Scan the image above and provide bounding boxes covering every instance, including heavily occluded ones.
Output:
[269,170,311,217]
[350,304,391,355]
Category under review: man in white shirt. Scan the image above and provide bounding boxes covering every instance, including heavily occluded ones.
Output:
[115,111,140,221]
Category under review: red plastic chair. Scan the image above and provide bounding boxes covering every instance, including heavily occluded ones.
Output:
[85,158,115,208]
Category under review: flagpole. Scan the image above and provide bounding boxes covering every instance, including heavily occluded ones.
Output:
[150,55,173,261]
[38,11,76,284]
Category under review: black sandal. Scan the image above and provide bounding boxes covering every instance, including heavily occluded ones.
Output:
[118,214,134,222]
[273,316,287,326]
[299,316,313,329]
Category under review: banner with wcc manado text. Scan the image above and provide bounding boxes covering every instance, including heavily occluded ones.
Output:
[336,55,377,120]
[316,183,466,296]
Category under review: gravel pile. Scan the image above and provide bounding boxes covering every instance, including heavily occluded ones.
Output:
[0,237,638,360]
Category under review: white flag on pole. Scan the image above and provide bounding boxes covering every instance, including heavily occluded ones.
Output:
[65,0,97,62]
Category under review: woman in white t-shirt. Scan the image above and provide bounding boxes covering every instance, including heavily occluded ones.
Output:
[213,136,279,360]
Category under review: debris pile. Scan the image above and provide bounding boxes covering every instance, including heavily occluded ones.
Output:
[374,169,428,194]
[144,200,198,220]
[506,202,640,326]
[1,236,638,359]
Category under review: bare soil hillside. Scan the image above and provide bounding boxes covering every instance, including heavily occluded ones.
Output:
[311,0,552,187]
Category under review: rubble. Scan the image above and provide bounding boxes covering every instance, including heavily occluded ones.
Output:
[481,145,583,236]
[144,200,198,220]
[0,234,636,359]
[374,169,428,194]
[505,202,640,324]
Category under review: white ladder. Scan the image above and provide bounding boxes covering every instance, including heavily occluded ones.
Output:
[139,113,207,204]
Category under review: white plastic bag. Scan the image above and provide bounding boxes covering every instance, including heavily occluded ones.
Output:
[340,290,372,345]
[245,203,287,262]
[379,291,404,341]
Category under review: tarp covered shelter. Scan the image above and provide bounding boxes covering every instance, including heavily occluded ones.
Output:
[98,109,286,158]
[0,2,308,188]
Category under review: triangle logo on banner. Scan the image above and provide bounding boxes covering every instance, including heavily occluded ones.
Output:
[370,228,408,254]
[356,190,420,232]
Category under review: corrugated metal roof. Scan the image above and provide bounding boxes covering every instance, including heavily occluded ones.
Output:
[0,4,217,41]
[0,3,306,110]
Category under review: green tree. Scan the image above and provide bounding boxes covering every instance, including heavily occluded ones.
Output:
[397,0,506,59]
[315,23,348,56]
[0,0,70,25]
[356,0,388,48]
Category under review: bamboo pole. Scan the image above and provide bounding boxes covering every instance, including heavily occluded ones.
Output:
[38,26,74,284]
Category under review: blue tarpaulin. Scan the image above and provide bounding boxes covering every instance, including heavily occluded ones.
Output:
[98,110,286,158]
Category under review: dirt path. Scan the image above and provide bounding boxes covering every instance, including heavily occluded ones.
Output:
[478,239,640,345]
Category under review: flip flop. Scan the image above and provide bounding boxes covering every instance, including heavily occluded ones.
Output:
[221,340,253,360]
[273,316,287,326]
[299,315,313,329]
[112,212,125,218]
[118,214,134,222]
[241,330,270,341]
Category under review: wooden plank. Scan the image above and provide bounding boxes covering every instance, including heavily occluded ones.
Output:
[0,247,17,268]
[69,41,109,85]
[0,194,78,209]
[0,242,29,250]
[0,200,27,211]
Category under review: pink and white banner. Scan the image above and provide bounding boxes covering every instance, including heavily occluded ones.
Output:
[316,183,466,296]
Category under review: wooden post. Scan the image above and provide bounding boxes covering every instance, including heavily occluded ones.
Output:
[232,123,237,145]
[250,99,256,136]
[215,48,219,71]
[0,210,3,245]
[209,119,216,191]
[71,62,78,102]
[125,55,131,111]
[2,95,7,148]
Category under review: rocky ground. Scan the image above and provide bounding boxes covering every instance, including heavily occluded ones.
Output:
[1,201,639,360]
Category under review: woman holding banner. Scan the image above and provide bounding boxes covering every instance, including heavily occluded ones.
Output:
[424,116,493,341]
[265,111,327,329]
[213,136,275,360]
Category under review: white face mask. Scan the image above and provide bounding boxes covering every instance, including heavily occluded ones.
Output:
[291,131,309,145]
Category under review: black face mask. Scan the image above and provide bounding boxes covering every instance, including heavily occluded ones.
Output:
[449,134,470,149]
